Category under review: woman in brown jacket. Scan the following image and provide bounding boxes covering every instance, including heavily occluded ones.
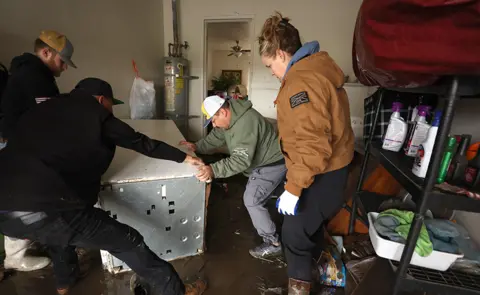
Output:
[258,12,354,294]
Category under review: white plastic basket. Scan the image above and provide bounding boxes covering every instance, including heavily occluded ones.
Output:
[368,212,463,271]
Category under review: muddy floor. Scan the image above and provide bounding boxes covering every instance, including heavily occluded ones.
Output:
[0,176,355,295]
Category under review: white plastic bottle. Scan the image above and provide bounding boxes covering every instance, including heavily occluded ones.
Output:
[413,111,442,178]
[405,107,431,157]
[382,102,407,152]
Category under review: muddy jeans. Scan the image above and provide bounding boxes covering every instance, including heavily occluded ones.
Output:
[0,208,184,295]
[244,163,287,244]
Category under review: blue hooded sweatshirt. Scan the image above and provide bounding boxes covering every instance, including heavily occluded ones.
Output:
[283,41,320,80]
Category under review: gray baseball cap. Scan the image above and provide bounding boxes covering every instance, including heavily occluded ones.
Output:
[39,30,77,68]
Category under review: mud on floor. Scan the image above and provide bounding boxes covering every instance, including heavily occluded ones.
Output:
[0,177,350,295]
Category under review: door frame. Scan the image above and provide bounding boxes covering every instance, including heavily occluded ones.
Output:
[202,17,255,137]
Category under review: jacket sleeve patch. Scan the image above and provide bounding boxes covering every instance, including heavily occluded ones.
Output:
[290,91,309,108]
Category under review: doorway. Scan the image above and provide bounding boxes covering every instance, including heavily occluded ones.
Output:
[203,19,254,134]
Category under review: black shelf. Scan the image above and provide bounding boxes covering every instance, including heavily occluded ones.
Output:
[369,142,480,214]
[385,75,480,98]
[349,77,480,295]
[391,261,480,295]
[369,142,423,196]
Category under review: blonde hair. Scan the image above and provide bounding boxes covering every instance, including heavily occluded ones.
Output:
[258,12,302,57]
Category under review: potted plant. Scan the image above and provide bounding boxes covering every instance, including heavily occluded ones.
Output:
[211,73,240,95]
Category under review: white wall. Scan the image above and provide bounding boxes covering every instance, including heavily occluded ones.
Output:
[0,0,164,119]
[208,50,251,90]
[163,0,364,140]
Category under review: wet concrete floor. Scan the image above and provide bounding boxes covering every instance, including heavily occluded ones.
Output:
[0,176,350,295]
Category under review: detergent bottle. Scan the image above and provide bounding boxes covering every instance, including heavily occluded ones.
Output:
[413,111,442,178]
[404,106,431,157]
[382,102,407,152]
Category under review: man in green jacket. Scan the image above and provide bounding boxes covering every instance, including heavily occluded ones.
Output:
[181,95,285,259]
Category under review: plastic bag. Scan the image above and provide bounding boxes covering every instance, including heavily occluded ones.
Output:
[129,60,156,119]
[317,244,347,288]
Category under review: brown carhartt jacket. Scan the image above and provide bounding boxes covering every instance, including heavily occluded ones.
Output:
[275,51,354,196]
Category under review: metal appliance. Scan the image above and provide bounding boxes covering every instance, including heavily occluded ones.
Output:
[163,0,198,138]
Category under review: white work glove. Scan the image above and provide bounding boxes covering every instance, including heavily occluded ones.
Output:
[276,190,299,216]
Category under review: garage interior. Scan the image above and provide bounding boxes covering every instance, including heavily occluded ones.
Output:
[1,0,480,295]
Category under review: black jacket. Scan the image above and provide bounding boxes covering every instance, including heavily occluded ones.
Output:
[1,53,59,139]
[0,89,187,212]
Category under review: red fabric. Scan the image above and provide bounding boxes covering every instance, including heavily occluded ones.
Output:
[353,0,480,88]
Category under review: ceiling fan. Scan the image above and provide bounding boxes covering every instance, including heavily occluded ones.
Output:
[228,40,251,57]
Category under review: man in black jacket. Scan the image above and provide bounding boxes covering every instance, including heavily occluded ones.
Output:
[0,30,76,273]
[1,30,75,140]
[0,78,207,295]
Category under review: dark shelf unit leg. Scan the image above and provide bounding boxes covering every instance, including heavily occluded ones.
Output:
[391,76,460,295]
[348,89,385,235]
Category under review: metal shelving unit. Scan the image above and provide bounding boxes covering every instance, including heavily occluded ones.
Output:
[348,76,480,295]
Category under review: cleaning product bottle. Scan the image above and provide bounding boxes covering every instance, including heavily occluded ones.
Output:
[382,102,407,152]
[437,136,458,184]
[410,97,422,123]
[404,106,431,157]
[447,134,471,185]
[464,149,480,189]
[413,111,442,178]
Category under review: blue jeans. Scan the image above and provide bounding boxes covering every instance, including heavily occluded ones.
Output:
[0,208,185,295]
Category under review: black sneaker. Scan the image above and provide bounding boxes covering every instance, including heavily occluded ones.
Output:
[249,242,283,259]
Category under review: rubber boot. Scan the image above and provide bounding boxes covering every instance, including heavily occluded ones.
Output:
[288,278,311,295]
[3,236,51,271]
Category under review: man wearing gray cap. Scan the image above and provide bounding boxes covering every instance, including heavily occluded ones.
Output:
[0,30,76,272]
[2,30,76,139]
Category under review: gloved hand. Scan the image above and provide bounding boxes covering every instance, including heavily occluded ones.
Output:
[276,190,299,215]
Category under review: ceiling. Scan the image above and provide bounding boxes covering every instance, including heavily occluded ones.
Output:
[207,22,251,51]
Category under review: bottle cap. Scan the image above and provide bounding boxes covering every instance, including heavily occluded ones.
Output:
[417,105,429,117]
[447,136,457,149]
[392,102,403,112]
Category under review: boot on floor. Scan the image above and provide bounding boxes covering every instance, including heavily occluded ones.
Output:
[130,274,207,295]
[56,264,91,295]
[288,278,311,295]
[3,236,51,271]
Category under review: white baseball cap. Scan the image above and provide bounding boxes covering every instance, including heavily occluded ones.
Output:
[201,95,227,127]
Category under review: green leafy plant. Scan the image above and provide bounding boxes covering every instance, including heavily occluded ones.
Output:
[211,73,240,91]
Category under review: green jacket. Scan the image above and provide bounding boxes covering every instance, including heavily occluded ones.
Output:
[195,100,283,178]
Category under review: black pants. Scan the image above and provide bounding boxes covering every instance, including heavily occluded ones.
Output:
[0,208,185,295]
[282,166,349,282]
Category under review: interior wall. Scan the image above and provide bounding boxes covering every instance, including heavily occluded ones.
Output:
[0,0,164,119]
[209,50,251,91]
[163,0,364,140]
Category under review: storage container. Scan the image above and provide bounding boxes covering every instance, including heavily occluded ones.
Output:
[368,212,463,271]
